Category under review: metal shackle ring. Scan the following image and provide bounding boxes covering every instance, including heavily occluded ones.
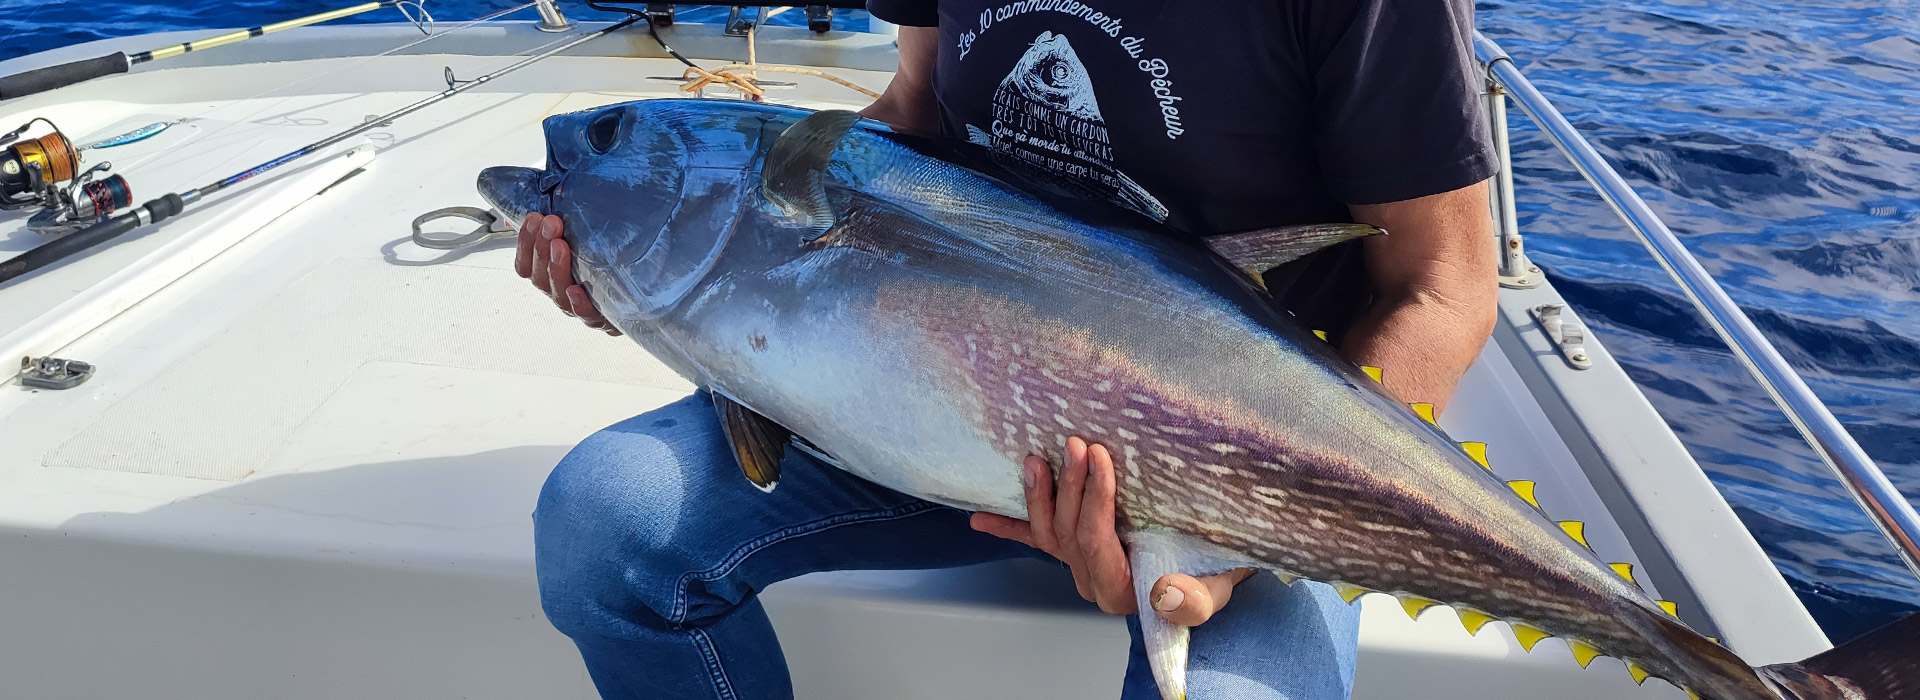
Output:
[411,206,510,250]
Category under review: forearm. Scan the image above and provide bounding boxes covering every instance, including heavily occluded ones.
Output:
[1343,181,1499,412]
[1339,267,1495,411]
[859,26,941,133]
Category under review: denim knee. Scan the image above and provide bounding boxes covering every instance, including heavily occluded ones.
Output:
[533,395,726,639]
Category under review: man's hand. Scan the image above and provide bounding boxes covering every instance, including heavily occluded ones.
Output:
[971,436,1254,626]
[515,212,620,335]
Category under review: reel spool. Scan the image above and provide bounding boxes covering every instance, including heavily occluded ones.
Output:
[0,117,135,235]
[27,169,132,235]
[0,118,79,210]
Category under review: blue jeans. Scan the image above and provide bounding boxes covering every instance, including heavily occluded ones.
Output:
[533,392,1361,699]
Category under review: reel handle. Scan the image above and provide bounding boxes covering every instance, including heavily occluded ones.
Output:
[0,53,131,100]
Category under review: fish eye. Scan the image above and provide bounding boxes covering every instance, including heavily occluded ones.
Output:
[587,110,622,154]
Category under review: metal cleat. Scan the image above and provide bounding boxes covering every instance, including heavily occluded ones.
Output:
[1531,304,1592,370]
[19,355,93,390]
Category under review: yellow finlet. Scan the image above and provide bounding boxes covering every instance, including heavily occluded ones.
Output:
[1274,571,1298,585]
[1410,402,1437,424]
[1627,662,1652,685]
[1686,689,1702,700]
[1399,595,1439,620]
[1333,582,1369,604]
[1657,600,1679,617]
[1609,562,1637,584]
[1313,329,1328,341]
[1508,480,1539,507]
[1361,365,1383,383]
[1567,640,1603,668]
[1706,636,1721,645]
[1511,622,1552,652]
[1458,609,1496,635]
[1558,520,1589,548]
[1461,441,1490,469]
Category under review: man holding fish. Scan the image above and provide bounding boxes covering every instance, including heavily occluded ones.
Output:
[518,0,1498,697]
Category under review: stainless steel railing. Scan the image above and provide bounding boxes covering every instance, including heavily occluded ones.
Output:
[1472,31,1920,583]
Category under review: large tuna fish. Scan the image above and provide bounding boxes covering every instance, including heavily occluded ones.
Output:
[478,99,1916,700]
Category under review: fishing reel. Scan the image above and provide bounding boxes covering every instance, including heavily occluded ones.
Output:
[0,118,133,234]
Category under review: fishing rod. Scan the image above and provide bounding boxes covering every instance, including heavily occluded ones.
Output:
[0,1,410,101]
[0,16,641,286]
[0,3,539,238]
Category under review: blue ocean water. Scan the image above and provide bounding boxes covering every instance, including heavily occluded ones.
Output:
[0,0,1914,643]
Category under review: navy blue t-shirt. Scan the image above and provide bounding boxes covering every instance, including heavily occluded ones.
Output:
[867,0,1496,331]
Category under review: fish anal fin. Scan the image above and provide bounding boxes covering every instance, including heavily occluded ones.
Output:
[1508,480,1538,507]
[1121,531,1248,700]
[1567,639,1603,668]
[1558,520,1590,548]
[1203,223,1384,283]
[763,109,864,237]
[1511,622,1552,652]
[1458,608,1497,635]
[1462,441,1490,470]
[1332,582,1369,604]
[1399,595,1439,620]
[712,393,790,492]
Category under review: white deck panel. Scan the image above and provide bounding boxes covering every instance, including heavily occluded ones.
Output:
[0,45,1687,700]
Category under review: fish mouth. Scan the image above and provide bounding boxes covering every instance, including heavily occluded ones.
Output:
[476,165,551,229]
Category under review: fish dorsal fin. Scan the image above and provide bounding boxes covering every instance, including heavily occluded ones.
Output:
[712,393,791,492]
[1507,480,1539,507]
[1203,223,1385,285]
[1461,442,1490,470]
[762,109,865,237]
[1558,520,1590,548]
[1610,562,1637,584]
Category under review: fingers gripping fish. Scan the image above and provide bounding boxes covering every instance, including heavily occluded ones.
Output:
[478,100,1920,700]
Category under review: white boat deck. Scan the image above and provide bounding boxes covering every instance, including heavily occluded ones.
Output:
[0,21,1821,700]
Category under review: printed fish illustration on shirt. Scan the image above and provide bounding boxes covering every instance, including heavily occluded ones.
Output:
[966,30,1167,221]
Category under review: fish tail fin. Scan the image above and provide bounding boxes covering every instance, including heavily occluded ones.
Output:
[1760,610,1920,700]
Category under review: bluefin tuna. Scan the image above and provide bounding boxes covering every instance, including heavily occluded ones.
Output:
[479,99,1918,700]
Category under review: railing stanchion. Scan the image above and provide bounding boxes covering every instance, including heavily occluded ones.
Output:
[1472,30,1920,584]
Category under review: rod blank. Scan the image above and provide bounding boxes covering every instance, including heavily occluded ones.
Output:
[0,1,398,101]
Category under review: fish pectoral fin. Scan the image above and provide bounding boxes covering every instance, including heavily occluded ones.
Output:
[763,109,865,237]
[712,393,791,492]
[1202,223,1385,285]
